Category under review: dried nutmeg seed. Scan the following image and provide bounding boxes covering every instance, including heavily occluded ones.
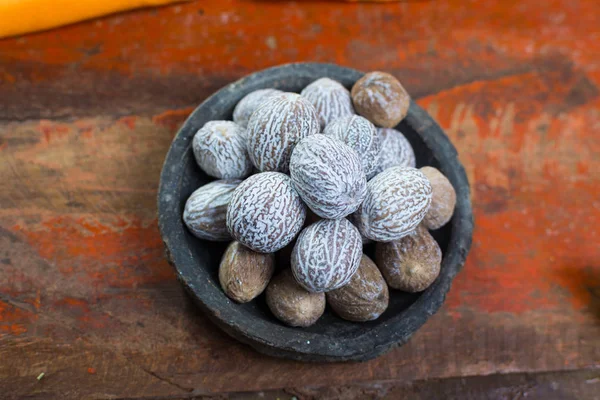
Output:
[300,77,355,129]
[375,226,442,292]
[290,134,367,219]
[375,128,416,174]
[247,92,320,173]
[420,166,457,230]
[266,269,325,327]
[192,121,253,179]
[351,71,410,128]
[233,89,283,128]
[219,241,275,303]
[226,172,306,253]
[355,166,432,242]
[183,179,242,241]
[324,115,381,179]
[327,255,389,322]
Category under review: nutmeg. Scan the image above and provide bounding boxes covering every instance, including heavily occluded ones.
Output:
[300,77,354,129]
[219,241,275,303]
[327,255,388,322]
[420,166,457,230]
[375,226,442,292]
[351,71,410,128]
[233,89,283,128]
[266,270,325,327]
[375,128,416,174]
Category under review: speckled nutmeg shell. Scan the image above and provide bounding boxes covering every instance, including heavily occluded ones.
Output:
[375,128,416,174]
[233,89,283,128]
[289,134,367,219]
[246,92,320,173]
[375,225,442,292]
[326,255,389,322]
[324,115,381,179]
[266,269,325,327]
[351,71,410,128]
[218,241,275,303]
[226,172,306,253]
[192,121,253,179]
[355,167,432,242]
[300,77,355,129]
[183,179,242,241]
[291,219,362,293]
[420,166,457,230]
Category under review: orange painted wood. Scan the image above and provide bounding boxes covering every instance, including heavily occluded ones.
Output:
[1,0,599,398]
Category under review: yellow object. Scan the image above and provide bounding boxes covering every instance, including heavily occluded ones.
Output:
[0,0,187,39]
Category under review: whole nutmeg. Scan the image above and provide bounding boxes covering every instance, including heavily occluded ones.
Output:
[192,121,253,179]
[266,270,325,327]
[300,78,354,129]
[290,134,367,219]
[351,72,410,128]
[376,226,442,292]
[183,179,242,241]
[292,219,362,293]
[375,128,416,174]
[355,167,432,242]
[324,115,381,179]
[420,166,457,230]
[226,172,306,253]
[327,255,388,321]
[233,89,283,128]
[247,92,320,173]
[219,241,275,303]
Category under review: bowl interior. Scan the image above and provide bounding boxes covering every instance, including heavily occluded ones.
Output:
[158,64,470,360]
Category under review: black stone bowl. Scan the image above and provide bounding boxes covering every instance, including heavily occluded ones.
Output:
[158,63,473,362]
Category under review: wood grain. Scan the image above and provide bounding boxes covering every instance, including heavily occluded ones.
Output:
[1,0,599,398]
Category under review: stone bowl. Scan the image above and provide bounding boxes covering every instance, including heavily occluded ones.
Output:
[158,63,473,362]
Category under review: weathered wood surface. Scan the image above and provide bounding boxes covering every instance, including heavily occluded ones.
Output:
[0,0,599,398]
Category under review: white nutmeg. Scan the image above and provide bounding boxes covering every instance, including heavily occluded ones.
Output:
[192,121,252,179]
[324,115,381,179]
[300,78,355,129]
[226,172,306,253]
[355,167,432,242]
[233,89,283,128]
[247,92,320,173]
[291,219,362,293]
[183,179,242,241]
[375,128,416,174]
[290,134,367,219]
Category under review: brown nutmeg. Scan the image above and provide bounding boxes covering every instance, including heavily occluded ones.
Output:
[420,166,457,230]
[351,71,410,128]
[375,226,442,292]
[219,241,275,303]
[266,270,325,327]
[327,255,388,322]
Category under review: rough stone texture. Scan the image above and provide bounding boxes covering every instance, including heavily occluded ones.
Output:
[192,120,253,179]
[376,127,416,174]
[226,172,306,253]
[219,241,275,303]
[376,225,442,292]
[355,166,432,242]
[233,88,283,128]
[266,269,326,327]
[326,255,389,321]
[290,134,367,219]
[324,115,381,179]
[421,166,457,230]
[246,92,320,173]
[300,77,355,129]
[351,71,410,128]
[183,179,242,241]
[291,219,362,293]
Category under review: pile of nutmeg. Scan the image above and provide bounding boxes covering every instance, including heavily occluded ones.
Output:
[183,72,456,327]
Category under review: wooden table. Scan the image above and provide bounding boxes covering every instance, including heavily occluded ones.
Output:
[1,1,599,398]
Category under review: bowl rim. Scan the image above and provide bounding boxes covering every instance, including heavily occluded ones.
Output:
[158,62,474,362]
